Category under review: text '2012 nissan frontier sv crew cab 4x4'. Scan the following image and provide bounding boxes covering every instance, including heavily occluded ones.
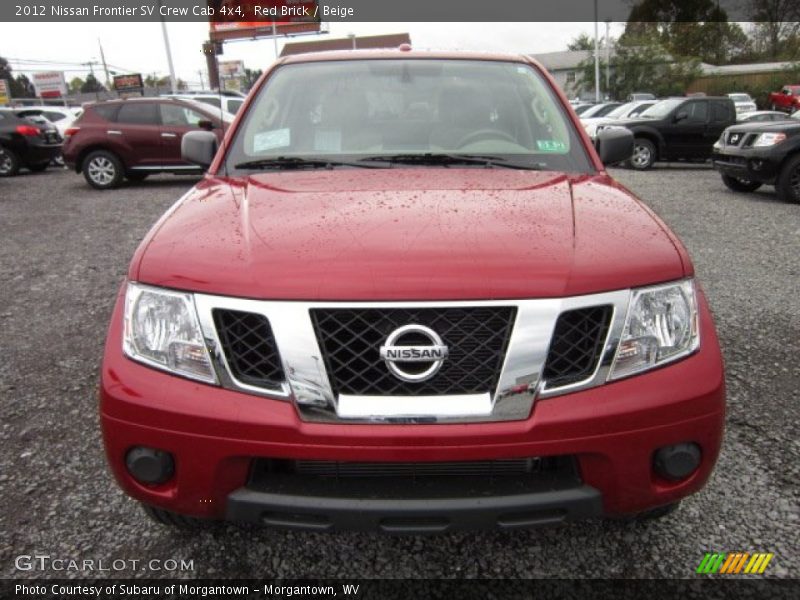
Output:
[100,50,726,533]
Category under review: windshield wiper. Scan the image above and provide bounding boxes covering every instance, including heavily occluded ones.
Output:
[358,153,545,170]
[234,156,381,170]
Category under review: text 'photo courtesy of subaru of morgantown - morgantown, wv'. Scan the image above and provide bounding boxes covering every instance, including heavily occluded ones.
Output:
[101,50,726,532]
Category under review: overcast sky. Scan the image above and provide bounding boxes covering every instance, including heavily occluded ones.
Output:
[0,21,624,87]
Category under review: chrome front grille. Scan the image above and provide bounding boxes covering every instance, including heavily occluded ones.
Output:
[543,306,613,387]
[310,307,516,397]
[212,309,284,390]
[193,290,631,423]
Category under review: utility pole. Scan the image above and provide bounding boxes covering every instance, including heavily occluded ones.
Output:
[158,0,177,93]
[272,20,279,61]
[605,20,611,98]
[593,0,600,102]
[198,69,205,90]
[98,38,111,90]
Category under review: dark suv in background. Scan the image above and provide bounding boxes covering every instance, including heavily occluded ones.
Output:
[611,97,736,170]
[62,97,231,189]
[0,109,62,177]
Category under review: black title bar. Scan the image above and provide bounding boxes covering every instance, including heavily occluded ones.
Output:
[0,0,780,22]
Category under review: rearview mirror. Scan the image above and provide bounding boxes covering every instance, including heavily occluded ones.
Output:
[181,130,218,168]
[596,127,633,166]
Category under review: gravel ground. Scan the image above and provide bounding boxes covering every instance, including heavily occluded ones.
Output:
[0,165,797,580]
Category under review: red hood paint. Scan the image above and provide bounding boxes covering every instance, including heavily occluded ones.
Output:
[131,168,688,300]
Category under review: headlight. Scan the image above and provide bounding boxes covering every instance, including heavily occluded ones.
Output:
[609,279,699,380]
[123,283,216,383]
[752,132,786,147]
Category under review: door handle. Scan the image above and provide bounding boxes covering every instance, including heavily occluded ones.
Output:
[107,130,122,135]
[161,132,178,138]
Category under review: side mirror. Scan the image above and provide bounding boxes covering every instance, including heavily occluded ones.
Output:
[674,111,688,122]
[197,119,214,131]
[181,130,218,168]
[596,127,633,166]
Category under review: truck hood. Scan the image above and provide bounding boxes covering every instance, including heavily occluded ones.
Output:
[133,169,687,300]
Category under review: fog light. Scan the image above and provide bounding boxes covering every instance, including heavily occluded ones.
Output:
[653,443,701,481]
[125,447,174,484]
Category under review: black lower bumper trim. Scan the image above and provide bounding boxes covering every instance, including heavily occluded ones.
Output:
[226,484,602,533]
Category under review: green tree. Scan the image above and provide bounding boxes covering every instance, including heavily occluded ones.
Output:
[81,73,105,93]
[68,77,85,94]
[567,33,594,52]
[243,68,262,90]
[748,0,800,60]
[0,55,12,82]
[621,0,748,65]
[576,35,701,100]
[12,74,35,98]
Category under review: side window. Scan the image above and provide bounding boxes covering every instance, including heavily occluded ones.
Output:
[630,104,650,117]
[160,103,206,127]
[227,99,244,113]
[44,111,66,122]
[684,101,708,122]
[92,104,120,122]
[711,101,732,122]
[117,102,160,125]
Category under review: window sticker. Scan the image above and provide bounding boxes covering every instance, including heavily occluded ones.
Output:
[536,139,568,153]
[314,129,342,152]
[253,128,291,154]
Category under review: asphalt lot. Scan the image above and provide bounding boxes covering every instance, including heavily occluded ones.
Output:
[0,165,797,580]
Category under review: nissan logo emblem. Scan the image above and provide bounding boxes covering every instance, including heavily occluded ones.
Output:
[379,324,449,383]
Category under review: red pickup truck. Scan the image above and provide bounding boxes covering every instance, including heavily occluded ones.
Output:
[100,50,725,533]
[768,85,800,113]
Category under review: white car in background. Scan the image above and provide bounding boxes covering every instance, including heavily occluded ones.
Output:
[164,93,245,115]
[14,106,82,137]
[581,100,656,139]
[727,93,757,115]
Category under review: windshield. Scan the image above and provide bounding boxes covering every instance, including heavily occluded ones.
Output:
[226,59,593,174]
[729,94,751,102]
[605,102,637,119]
[639,98,685,119]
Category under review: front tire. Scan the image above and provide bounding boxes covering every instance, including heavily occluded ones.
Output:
[83,150,123,189]
[721,174,762,193]
[776,154,800,204]
[0,146,21,177]
[629,138,656,170]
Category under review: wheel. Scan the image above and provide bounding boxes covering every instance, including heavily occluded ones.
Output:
[27,162,49,173]
[721,174,762,193]
[776,154,800,204]
[629,138,656,170]
[141,504,215,531]
[0,146,21,177]
[82,150,123,189]
[125,172,149,182]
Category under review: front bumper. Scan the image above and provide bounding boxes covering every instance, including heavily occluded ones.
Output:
[712,145,785,184]
[100,290,725,530]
